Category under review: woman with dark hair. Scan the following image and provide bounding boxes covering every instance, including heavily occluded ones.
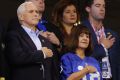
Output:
[60,24,102,80]
[52,0,80,54]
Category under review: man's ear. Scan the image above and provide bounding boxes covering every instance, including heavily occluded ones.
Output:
[85,7,90,13]
[18,14,24,21]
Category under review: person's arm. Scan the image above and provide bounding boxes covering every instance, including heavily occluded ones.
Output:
[45,22,64,49]
[67,66,89,80]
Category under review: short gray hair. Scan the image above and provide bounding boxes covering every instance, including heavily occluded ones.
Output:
[17,1,33,16]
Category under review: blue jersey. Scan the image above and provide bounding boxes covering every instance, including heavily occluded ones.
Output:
[60,52,102,80]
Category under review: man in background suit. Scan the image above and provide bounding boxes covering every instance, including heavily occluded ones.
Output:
[82,0,120,80]
[5,2,59,80]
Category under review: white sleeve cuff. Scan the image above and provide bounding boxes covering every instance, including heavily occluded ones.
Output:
[101,43,108,56]
[42,51,46,59]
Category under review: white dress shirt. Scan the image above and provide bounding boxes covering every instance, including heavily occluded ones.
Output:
[22,25,42,50]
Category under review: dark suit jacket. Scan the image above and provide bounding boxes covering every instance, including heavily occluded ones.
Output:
[8,17,63,59]
[5,25,59,80]
[82,19,120,80]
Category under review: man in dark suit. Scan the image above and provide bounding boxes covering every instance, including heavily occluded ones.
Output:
[5,2,59,80]
[82,0,120,80]
[8,1,63,68]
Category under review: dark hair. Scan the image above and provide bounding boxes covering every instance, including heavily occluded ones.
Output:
[67,24,93,56]
[84,0,94,8]
[52,0,80,27]
[84,0,106,7]
[83,0,106,18]
[80,0,94,18]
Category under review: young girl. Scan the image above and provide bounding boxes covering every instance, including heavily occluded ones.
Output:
[60,24,102,80]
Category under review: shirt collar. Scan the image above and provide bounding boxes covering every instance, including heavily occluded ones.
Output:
[21,25,40,36]
[90,22,104,32]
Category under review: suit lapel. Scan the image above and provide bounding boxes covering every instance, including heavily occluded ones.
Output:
[38,35,52,50]
[83,19,98,44]
[38,35,46,47]
[17,26,37,50]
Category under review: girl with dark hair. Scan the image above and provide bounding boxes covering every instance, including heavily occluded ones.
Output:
[60,24,102,80]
